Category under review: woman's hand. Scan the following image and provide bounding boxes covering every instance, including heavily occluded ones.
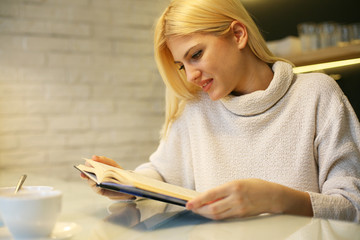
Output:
[80,155,136,201]
[186,179,313,220]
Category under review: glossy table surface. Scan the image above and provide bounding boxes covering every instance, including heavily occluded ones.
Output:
[0,174,360,240]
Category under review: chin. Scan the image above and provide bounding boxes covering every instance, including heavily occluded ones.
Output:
[207,92,223,101]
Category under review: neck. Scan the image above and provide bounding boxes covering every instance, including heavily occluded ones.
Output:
[232,49,274,96]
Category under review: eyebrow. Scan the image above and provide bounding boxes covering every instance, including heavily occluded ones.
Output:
[173,44,200,64]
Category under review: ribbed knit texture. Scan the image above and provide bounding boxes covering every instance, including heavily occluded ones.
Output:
[136,61,360,222]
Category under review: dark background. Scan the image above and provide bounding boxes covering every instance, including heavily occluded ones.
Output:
[242,0,359,41]
[242,0,360,118]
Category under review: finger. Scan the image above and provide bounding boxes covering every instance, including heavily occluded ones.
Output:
[192,192,265,220]
[191,196,232,219]
[87,178,97,188]
[80,172,89,179]
[99,188,136,201]
[87,179,135,200]
[193,194,251,220]
[108,193,136,201]
[187,187,228,210]
[92,155,122,168]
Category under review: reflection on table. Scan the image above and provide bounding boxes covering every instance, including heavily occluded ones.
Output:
[0,175,359,239]
[92,199,360,240]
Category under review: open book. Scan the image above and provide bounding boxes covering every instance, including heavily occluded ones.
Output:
[74,159,200,206]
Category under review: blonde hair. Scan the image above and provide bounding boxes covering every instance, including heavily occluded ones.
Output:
[154,0,289,138]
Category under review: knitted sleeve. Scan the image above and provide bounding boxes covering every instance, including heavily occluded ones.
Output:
[135,109,195,190]
[310,81,360,223]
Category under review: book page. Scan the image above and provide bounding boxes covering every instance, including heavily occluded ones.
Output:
[125,171,200,201]
[75,164,100,184]
[85,159,132,185]
[84,159,200,201]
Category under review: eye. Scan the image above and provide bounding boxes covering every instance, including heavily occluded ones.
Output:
[178,65,185,71]
[191,50,203,60]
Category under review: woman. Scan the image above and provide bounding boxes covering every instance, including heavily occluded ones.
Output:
[83,0,360,222]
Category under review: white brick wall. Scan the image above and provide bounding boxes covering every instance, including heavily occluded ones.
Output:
[0,0,168,180]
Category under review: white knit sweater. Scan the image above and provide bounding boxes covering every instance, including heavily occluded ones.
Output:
[136,61,360,222]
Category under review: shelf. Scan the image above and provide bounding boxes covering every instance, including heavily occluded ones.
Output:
[285,43,360,67]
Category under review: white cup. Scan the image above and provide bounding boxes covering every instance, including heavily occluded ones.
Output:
[297,22,319,51]
[0,186,62,239]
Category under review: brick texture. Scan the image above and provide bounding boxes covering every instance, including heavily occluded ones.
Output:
[0,0,168,180]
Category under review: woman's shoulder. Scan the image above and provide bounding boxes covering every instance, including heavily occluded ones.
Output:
[170,93,208,124]
[173,93,218,125]
[293,72,345,101]
[165,93,214,140]
[291,72,353,122]
[183,92,215,112]
[295,72,338,88]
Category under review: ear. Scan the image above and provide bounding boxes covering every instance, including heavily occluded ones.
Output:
[230,21,248,50]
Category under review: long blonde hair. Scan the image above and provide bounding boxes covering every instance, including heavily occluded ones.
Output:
[154,0,288,138]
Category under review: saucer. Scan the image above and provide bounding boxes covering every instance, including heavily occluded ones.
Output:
[50,222,81,239]
[0,222,81,240]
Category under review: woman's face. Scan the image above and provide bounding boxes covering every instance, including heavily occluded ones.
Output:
[166,27,248,100]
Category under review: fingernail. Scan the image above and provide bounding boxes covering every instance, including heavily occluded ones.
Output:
[186,202,193,210]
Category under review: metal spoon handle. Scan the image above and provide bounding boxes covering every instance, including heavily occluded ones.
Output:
[14,174,27,194]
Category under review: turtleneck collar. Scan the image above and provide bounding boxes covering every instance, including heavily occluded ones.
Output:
[219,61,294,116]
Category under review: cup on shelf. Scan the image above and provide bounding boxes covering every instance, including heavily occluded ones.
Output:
[337,24,352,46]
[298,21,360,51]
[318,22,341,48]
[297,22,319,52]
[349,23,360,44]
[0,186,62,239]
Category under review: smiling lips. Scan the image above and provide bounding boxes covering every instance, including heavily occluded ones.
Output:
[200,79,213,92]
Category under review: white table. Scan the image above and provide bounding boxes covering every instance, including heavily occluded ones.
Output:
[0,174,360,239]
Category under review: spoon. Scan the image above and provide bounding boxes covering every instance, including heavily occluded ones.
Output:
[14,174,27,194]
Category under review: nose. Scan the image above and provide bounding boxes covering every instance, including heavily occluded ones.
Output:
[185,65,201,84]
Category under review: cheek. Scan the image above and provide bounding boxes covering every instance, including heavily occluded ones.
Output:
[202,57,222,76]
[210,49,238,76]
